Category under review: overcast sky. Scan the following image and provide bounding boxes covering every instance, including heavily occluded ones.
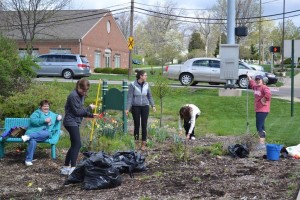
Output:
[70,0,300,26]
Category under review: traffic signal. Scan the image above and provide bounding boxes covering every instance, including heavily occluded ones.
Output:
[269,46,281,53]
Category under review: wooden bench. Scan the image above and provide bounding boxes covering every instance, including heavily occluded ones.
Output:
[0,118,62,159]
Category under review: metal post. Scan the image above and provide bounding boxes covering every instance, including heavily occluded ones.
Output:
[271,52,274,74]
[226,0,236,87]
[128,0,134,79]
[281,0,285,70]
[259,0,262,65]
[102,80,108,113]
[122,80,128,133]
[291,40,294,117]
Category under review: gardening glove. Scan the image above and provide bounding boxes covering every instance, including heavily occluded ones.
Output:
[57,115,62,121]
[152,106,156,112]
[89,104,96,110]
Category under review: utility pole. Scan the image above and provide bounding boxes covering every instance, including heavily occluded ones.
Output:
[281,0,285,70]
[128,0,134,79]
[258,0,261,65]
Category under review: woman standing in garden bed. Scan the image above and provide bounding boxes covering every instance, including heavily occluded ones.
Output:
[61,78,96,175]
[126,70,156,151]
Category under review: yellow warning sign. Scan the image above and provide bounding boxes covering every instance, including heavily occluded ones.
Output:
[128,36,134,50]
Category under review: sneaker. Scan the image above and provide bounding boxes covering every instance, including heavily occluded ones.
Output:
[256,143,266,150]
[60,166,71,175]
[21,135,30,142]
[191,136,196,140]
[25,161,33,166]
[68,167,75,175]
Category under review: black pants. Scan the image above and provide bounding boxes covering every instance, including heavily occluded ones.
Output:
[131,105,149,141]
[64,126,81,167]
[183,115,199,139]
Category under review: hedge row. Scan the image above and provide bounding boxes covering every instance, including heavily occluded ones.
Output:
[94,68,128,75]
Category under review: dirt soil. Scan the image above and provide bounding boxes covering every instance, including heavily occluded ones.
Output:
[1,135,300,200]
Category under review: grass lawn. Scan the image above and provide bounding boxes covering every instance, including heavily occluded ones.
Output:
[44,78,300,147]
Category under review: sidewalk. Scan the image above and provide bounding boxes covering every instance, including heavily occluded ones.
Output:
[272,73,300,102]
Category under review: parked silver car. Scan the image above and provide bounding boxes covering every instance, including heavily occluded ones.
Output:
[35,54,91,79]
[163,58,277,88]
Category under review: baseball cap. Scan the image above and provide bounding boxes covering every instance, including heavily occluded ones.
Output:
[255,75,263,80]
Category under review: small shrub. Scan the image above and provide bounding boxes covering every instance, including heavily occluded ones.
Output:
[0,82,68,118]
[112,68,128,74]
[193,142,225,156]
[171,142,190,162]
[94,68,113,74]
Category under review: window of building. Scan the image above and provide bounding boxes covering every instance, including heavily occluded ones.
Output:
[49,48,71,54]
[94,51,101,68]
[18,48,39,57]
[105,49,111,68]
[114,54,121,68]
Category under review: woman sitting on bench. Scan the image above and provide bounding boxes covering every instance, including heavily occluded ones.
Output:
[22,100,62,166]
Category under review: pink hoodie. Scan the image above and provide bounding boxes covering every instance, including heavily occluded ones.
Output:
[249,80,271,112]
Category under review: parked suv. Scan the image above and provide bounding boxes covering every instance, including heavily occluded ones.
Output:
[35,54,91,79]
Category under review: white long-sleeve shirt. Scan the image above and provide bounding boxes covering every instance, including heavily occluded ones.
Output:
[178,104,201,134]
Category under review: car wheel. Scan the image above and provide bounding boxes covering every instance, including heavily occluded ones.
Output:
[238,76,249,89]
[62,70,73,79]
[180,73,193,86]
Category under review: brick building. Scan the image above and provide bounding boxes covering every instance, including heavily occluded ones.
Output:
[0,10,129,71]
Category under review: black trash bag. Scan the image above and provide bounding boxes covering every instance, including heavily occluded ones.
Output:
[133,152,147,172]
[112,151,147,175]
[65,151,121,190]
[83,152,121,190]
[83,165,121,190]
[64,161,86,185]
[228,144,249,158]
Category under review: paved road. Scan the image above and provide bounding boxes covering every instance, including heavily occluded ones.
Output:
[35,74,300,101]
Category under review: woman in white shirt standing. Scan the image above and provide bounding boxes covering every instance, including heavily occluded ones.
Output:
[179,104,201,140]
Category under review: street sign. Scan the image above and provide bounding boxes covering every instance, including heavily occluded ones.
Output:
[284,40,300,60]
[128,36,134,50]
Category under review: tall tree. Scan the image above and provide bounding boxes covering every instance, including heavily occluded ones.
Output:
[212,0,260,43]
[188,31,205,52]
[135,1,185,65]
[2,0,71,55]
[213,32,226,57]
[194,11,212,56]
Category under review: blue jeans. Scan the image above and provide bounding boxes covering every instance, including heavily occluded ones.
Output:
[256,112,268,136]
[25,130,50,162]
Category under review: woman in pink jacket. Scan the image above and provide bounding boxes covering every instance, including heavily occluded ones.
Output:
[248,74,271,150]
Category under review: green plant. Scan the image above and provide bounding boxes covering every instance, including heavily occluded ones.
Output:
[94,67,113,74]
[0,35,38,97]
[193,143,225,156]
[112,68,128,74]
[0,82,68,118]
[89,112,123,139]
[171,142,190,162]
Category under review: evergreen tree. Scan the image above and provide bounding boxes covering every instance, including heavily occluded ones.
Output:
[188,31,205,53]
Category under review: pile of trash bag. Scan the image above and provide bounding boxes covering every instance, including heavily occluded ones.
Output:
[64,151,146,190]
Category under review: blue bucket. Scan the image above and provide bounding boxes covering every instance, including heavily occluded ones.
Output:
[266,144,282,161]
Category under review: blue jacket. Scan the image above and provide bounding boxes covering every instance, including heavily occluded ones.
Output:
[25,109,60,135]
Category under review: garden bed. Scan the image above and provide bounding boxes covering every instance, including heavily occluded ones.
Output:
[0,134,300,199]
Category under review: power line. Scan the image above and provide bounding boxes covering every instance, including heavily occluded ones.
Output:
[135,6,300,21]
[135,1,214,11]
[0,7,130,28]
